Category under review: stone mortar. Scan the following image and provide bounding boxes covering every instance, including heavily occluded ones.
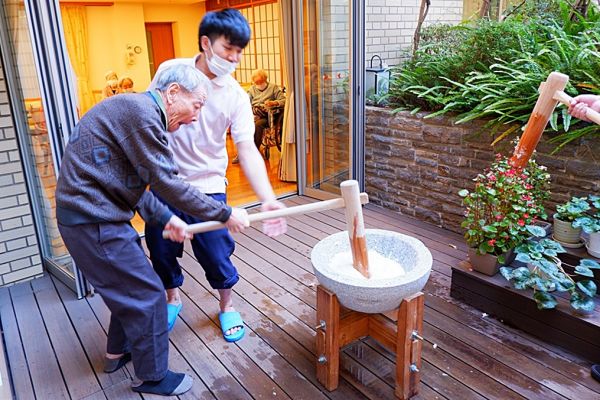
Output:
[311,229,432,313]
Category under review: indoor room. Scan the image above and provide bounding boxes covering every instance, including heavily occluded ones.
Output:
[58,0,297,232]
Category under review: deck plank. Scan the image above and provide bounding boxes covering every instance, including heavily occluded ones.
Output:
[9,280,70,399]
[195,231,461,398]
[179,244,368,399]
[178,278,327,400]
[425,286,600,391]
[52,276,132,389]
[0,287,35,399]
[30,276,102,399]
[3,196,599,399]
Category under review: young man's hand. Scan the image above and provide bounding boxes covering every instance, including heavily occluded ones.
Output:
[164,215,192,242]
[226,207,250,233]
[260,200,287,237]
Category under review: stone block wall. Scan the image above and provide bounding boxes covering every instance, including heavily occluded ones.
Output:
[0,58,43,285]
[364,106,600,234]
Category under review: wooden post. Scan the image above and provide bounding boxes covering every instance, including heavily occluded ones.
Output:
[509,72,569,169]
[340,180,370,278]
[396,292,425,400]
[316,285,340,391]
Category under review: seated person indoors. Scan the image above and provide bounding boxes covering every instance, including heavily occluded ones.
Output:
[232,69,285,163]
[119,76,135,93]
[102,70,120,98]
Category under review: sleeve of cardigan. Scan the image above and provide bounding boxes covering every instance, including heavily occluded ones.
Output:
[135,190,173,227]
[119,118,232,223]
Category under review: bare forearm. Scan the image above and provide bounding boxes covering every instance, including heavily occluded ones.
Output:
[237,141,276,202]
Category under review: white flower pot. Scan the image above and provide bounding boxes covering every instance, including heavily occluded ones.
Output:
[553,215,582,244]
[586,232,600,258]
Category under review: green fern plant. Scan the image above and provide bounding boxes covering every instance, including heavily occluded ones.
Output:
[388,0,600,152]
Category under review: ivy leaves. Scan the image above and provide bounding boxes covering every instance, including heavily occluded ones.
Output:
[500,258,599,311]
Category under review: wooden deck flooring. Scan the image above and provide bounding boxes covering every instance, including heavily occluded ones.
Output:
[1,196,600,399]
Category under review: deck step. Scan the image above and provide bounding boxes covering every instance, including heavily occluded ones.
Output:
[450,263,600,362]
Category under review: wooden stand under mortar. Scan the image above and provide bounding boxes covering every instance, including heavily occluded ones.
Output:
[315,288,425,399]
[316,180,425,399]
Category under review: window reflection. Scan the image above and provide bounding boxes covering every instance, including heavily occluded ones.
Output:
[303,0,350,193]
[4,1,73,275]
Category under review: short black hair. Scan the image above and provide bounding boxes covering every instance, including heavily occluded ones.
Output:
[198,8,251,52]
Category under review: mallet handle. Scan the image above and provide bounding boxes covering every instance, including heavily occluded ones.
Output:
[340,180,370,278]
[162,193,369,238]
[553,91,600,125]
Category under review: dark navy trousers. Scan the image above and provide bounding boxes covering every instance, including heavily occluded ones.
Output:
[145,192,239,290]
[58,221,168,381]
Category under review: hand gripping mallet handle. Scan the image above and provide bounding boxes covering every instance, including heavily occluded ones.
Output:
[162,193,369,238]
[553,91,600,125]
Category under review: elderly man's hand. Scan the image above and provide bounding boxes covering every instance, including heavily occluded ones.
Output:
[260,200,287,237]
[225,207,250,233]
[164,215,192,242]
[264,100,278,108]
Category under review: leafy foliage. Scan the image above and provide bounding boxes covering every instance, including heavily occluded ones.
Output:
[388,0,600,151]
[572,195,600,233]
[459,154,551,259]
[555,196,591,222]
[501,226,599,312]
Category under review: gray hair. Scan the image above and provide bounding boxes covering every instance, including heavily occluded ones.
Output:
[251,69,268,82]
[154,64,209,93]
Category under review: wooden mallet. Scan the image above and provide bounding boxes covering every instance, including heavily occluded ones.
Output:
[163,181,371,278]
[510,71,600,169]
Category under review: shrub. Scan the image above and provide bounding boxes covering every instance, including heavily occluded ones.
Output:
[458,154,551,260]
[388,0,600,151]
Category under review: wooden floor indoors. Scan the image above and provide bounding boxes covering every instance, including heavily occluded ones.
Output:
[1,196,600,399]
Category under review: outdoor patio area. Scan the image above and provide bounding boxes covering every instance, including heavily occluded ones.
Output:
[1,196,600,399]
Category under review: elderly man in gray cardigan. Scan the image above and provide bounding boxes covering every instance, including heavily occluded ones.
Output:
[56,64,249,396]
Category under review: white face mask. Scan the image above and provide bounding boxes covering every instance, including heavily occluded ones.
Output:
[206,42,238,77]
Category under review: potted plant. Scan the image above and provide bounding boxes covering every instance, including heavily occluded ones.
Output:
[501,225,600,313]
[553,196,590,245]
[573,195,600,258]
[459,154,551,275]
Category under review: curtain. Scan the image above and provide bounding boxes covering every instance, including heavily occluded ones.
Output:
[278,0,297,182]
[60,5,94,114]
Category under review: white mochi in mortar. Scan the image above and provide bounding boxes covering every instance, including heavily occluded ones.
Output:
[328,250,406,281]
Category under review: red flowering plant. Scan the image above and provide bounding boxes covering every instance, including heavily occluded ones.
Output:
[458,153,551,263]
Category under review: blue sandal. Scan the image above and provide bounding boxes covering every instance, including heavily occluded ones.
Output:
[167,303,182,332]
[218,311,245,342]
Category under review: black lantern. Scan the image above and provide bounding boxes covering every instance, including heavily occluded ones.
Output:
[365,55,391,97]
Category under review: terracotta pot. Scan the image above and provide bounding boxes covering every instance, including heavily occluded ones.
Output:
[467,248,499,276]
[553,215,582,244]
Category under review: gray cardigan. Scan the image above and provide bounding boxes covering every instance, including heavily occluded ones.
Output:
[56,92,231,227]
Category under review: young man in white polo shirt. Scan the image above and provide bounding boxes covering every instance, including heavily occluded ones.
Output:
[145,9,287,342]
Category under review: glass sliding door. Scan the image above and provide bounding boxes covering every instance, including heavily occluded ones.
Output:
[0,0,86,297]
[299,0,364,198]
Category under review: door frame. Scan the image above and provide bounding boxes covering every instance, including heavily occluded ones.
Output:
[0,0,88,297]
[292,0,366,200]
